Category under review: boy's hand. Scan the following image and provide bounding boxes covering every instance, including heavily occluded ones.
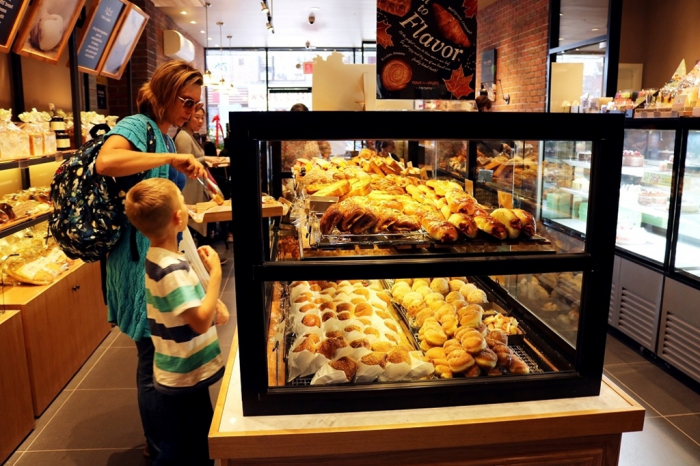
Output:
[197,246,221,275]
[215,300,230,326]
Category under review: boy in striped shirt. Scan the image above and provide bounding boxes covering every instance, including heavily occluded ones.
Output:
[125,178,227,465]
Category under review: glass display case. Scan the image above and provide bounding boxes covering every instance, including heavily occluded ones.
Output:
[671,126,700,281]
[615,119,680,267]
[230,111,624,416]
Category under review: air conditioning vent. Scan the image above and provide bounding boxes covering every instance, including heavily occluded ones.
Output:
[618,288,656,348]
[661,313,700,383]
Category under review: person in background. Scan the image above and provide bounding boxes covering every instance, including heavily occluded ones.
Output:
[174,105,226,246]
[95,59,206,461]
[379,139,401,163]
[476,91,493,112]
[125,178,228,466]
[281,102,331,170]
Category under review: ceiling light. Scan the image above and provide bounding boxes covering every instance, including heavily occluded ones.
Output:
[260,1,269,14]
[180,10,187,15]
[559,13,563,16]
[208,37,212,41]
[559,37,564,40]
[310,6,320,10]
[190,20,196,24]
[266,22,272,30]
[203,2,214,87]
[592,28,599,31]
[200,30,205,34]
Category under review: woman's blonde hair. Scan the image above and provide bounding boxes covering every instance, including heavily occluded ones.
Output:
[136,60,203,123]
[125,178,182,239]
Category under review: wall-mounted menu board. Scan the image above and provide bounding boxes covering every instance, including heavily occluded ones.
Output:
[0,0,30,54]
[13,0,86,64]
[99,1,148,80]
[77,0,128,75]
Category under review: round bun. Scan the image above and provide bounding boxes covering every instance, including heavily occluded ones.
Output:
[459,283,478,298]
[309,284,322,292]
[360,351,387,367]
[402,292,424,308]
[353,288,370,299]
[301,314,321,328]
[337,311,352,321]
[464,365,481,377]
[430,278,450,296]
[492,344,513,367]
[459,306,483,328]
[395,278,413,286]
[371,341,394,352]
[416,285,433,297]
[392,284,412,302]
[387,346,411,365]
[425,347,447,360]
[449,280,465,292]
[299,303,317,313]
[429,299,447,311]
[461,330,487,354]
[354,303,373,317]
[415,308,434,327]
[447,349,475,373]
[321,311,336,322]
[424,292,445,307]
[363,327,380,338]
[350,297,367,305]
[486,330,508,347]
[424,328,448,346]
[329,356,358,381]
[445,291,464,303]
[474,348,498,370]
[411,279,430,291]
[508,357,530,374]
[320,302,337,312]
[467,289,488,304]
[336,302,355,313]
[350,338,371,349]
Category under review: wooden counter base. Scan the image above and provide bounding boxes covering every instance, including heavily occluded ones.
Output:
[210,332,644,466]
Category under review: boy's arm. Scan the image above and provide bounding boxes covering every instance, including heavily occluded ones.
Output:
[181,246,222,334]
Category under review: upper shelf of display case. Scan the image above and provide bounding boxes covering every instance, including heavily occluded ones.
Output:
[230,112,625,277]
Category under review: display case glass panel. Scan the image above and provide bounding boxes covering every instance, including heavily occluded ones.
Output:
[673,130,700,279]
[616,128,676,265]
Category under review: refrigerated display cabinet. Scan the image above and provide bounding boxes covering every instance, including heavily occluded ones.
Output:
[229,111,624,416]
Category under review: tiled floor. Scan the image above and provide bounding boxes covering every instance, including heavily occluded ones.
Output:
[4,250,700,464]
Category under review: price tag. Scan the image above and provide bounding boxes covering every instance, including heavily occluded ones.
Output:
[498,190,513,209]
[464,179,474,197]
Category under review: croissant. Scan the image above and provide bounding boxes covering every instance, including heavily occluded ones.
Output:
[388,215,421,232]
[490,208,522,239]
[432,3,471,48]
[351,207,379,234]
[319,203,343,235]
[512,209,536,237]
[422,217,459,243]
[447,213,479,239]
[372,208,399,233]
[338,199,366,232]
[473,215,508,240]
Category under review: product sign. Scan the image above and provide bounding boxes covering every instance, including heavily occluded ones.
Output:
[0,0,29,54]
[376,0,477,100]
[77,0,127,74]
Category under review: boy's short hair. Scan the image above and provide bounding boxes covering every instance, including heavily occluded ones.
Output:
[125,178,182,239]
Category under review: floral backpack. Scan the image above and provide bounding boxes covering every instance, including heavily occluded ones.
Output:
[49,123,156,262]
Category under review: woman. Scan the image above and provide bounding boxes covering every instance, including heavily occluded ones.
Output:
[175,106,226,239]
[379,139,401,163]
[95,59,206,462]
[281,102,331,170]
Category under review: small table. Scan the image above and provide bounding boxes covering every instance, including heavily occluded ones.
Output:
[209,332,645,466]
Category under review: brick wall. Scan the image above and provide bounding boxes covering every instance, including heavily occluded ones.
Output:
[476,0,549,112]
[107,0,205,118]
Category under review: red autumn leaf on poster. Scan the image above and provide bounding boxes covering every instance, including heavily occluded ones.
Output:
[377,21,393,48]
[443,67,474,99]
[463,0,478,18]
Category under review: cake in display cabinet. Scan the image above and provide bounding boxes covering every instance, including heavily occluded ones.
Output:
[228,111,625,416]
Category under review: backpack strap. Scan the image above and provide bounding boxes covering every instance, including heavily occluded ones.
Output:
[129,123,158,262]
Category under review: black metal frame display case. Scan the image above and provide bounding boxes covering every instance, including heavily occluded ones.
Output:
[229,111,625,416]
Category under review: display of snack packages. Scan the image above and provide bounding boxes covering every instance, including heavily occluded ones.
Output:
[0,109,31,160]
[18,108,55,156]
[0,224,72,286]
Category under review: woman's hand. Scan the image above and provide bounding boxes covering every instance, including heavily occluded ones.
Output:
[171,153,205,178]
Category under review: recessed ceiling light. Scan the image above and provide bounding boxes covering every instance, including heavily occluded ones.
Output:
[310,6,320,10]
[190,20,196,24]
[200,30,205,33]
[180,10,187,15]
[559,37,564,40]
[559,13,563,16]
[208,37,212,41]
[592,28,599,31]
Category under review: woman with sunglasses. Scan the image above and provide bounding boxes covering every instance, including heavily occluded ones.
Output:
[95,59,206,463]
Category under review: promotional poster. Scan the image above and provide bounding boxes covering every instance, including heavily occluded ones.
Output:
[376,0,477,100]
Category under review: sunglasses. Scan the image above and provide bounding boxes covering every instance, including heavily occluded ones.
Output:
[178,96,202,109]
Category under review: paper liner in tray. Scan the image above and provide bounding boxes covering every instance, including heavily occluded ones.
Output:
[310,351,434,386]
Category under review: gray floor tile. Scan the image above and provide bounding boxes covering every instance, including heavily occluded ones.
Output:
[17,391,74,451]
[99,326,122,347]
[12,448,149,466]
[216,316,237,346]
[619,417,700,466]
[606,362,700,416]
[27,389,143,451]
[605,333,648,366]
[77,348,138,390]
[667,414,700,445]
[65,347,107,390]
[110,331,137,348]
[604,369,661,418]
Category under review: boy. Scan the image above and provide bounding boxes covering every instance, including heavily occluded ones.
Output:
[125,178,228,465]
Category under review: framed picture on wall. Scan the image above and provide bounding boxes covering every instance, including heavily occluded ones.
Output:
[0,0,31,54]
[13,0,86,64]
[76,0,129,75]
[99,1,148,80]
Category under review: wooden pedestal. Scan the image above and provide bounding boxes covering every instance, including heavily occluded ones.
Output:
[0,311,34,464]
[0,261,112,415]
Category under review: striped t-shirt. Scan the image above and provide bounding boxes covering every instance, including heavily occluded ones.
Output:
[145,247,224,393]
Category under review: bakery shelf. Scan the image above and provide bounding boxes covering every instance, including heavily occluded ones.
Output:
[0,210,52,237]
[559,187,589,199]
[0,151,74,171]
[548,218,587,236]
[562,159,591,169]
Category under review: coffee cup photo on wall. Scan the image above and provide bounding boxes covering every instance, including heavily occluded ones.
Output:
[13,0,86,64]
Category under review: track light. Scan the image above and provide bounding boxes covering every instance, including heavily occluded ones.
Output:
[260,1,269,14]
[266,21,272,30]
